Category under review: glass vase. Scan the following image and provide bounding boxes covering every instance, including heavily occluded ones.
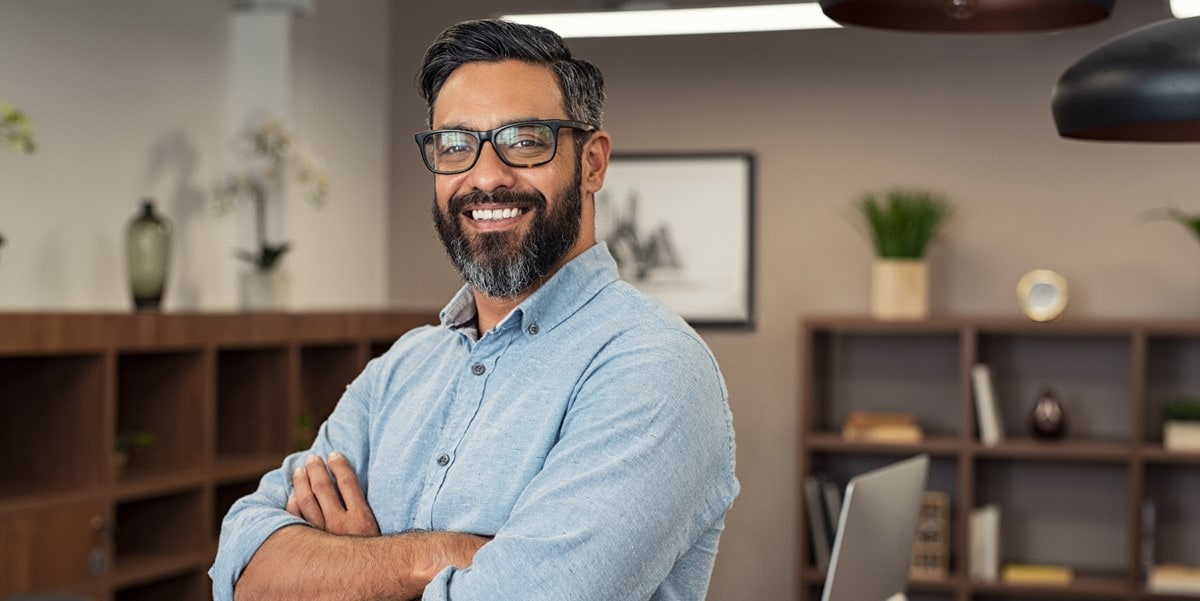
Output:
[126,199,171,310]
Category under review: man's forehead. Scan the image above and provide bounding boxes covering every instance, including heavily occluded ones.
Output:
[432,60,564,129]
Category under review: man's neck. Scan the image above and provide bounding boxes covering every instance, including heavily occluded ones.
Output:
[472,288,528,336]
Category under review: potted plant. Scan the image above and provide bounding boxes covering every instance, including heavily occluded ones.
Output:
[214,115,328,309]
[113,430,156,480]
[1163,397,1200,452]
[857,188,951,319]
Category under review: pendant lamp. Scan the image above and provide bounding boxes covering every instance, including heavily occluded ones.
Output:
[1053,16,1200,142]
[818,0,1114,32]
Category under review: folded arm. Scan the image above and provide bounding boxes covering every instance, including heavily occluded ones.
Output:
[234,525,486,601]
[234,449,487,600]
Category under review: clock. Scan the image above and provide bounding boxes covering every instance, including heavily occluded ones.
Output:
[1016,269,1069,322]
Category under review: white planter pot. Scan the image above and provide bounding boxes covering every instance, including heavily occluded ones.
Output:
[872,259,929,320]
[240,269,291,310]
[1164,420,1200,452]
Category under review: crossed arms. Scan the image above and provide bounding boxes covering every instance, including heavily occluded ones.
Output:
[234,453,488,600]
[214,328,738,601]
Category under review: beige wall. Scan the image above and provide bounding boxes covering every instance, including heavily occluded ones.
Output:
[0,0,390,310]
[390,2,1200,599]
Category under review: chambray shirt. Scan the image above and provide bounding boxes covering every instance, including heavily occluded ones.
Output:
[210,243,739,600]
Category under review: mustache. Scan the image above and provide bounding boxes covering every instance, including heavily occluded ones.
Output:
[448,189,547,215]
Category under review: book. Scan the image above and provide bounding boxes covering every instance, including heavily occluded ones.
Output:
[841,410,924,443]
[1002,563,1074,585]
[1148,564,1200,594]
[971,364,1004,446]
[968,504,1000,582]
[804,475,831,572]
[911,491,950,580]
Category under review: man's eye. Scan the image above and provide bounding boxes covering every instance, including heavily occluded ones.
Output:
[507,137,548,149]
[438,144,473,156]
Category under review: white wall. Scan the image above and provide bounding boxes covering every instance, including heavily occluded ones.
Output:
[0,0,390,310]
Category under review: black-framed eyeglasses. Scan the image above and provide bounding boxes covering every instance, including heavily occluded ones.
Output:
[415,119,596,175]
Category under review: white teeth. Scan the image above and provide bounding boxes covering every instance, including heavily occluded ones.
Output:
[471,207,523,221]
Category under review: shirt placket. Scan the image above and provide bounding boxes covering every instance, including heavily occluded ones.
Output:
[412,329,506,528]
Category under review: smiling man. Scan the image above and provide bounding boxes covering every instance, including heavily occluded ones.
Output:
[210,19,738,601]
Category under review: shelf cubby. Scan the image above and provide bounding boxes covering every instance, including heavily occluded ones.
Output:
[216,347,289,461]
[299,343,361,438]
[0,354,107,501]
[116,350,208,481]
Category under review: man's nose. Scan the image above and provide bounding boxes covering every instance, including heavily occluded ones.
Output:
[464,141,517,192]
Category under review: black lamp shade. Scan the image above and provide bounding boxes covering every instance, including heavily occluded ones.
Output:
[1053,16,1200,142]
[819,0,1114,33]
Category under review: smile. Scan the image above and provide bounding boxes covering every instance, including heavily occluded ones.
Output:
[469,207,525,221]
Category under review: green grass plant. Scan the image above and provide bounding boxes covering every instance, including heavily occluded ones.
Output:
[859,188,951,259]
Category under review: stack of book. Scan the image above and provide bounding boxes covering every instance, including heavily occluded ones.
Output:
[1148,564,1200,595]
[1002,563,1074,585]
[841,410,923,443]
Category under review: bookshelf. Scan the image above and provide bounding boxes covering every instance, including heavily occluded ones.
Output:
[0,311,435,601]
[799,316,1200,601]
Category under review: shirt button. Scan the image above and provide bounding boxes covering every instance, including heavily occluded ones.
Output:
[527,324,540,335]
[471,363,486,375]
[437,453,450,466]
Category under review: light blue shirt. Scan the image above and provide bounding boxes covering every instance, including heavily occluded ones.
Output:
[210,242,739,600]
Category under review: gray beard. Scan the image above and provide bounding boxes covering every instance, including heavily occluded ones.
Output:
[433,168,583,299]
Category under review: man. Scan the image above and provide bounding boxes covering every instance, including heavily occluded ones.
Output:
[210,19,738,601]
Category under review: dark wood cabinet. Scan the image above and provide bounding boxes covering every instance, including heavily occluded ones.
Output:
[0,311,434,601]
[799,316,1200,601]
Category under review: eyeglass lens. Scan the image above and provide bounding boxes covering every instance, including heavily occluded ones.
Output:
[424,122,559,173]
[423,123,558,173]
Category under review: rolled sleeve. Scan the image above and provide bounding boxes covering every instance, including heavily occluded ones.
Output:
[208,359,380,601]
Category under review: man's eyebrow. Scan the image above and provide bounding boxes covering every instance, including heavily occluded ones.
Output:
[433,116,548,131]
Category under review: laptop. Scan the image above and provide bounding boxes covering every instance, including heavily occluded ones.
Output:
[820,454,930,601]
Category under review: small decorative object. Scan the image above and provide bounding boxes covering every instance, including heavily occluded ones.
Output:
[857,188,951,320]
[214,114,328,309]
[911,491,950,580]
[1016,269,1069,322]
[1162,397,1200,452]
[126,199,171,310]
[112,430,155,480]
[1030,387,1068,439]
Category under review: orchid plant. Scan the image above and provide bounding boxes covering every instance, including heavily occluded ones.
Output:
[1,101,36,249]
[214,116,329,272]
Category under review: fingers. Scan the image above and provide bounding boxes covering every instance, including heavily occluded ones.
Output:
[328,452,366,511]
[327,452,381,536]
[289,452,380,537]
[291,457,327,529]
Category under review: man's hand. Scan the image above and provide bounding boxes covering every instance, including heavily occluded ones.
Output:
[287,452,381,537]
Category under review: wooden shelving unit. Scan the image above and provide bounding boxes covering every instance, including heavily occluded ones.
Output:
[799,316,1200,601]
[0,311,435,601]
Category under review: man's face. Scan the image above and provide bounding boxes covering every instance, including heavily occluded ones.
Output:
[429,60,598,299]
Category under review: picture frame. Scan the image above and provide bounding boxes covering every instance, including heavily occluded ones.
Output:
[596,153,754,328]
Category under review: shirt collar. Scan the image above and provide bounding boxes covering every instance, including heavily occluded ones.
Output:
[438,242,621,338]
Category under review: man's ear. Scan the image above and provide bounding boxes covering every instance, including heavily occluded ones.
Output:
[580,130,611,196]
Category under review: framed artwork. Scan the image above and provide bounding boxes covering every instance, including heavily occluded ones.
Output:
[596,153,754,328]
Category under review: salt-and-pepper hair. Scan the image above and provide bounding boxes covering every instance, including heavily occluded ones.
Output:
[416,19,606,137]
